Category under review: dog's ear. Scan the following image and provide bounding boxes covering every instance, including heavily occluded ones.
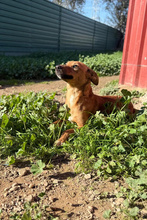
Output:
[87,68,99,85]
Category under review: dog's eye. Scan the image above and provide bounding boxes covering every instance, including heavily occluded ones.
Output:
[72,65,79,70]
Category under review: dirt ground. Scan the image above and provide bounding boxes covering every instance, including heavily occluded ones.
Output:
[0,76,147,220]
[0,76,120,103]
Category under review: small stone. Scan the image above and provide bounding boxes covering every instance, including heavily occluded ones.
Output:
[13,206,22,212]
[49,196,54,202]
[9,185,20,192]
[25,195,34,202]
[37,173,42,178]
[60,214,69,220]
[10,201,15,205]
[4,187,10,192]
[114,181,120,187]
[29,183,35,188]
[49,196,57,202]
[88,206,94,213]
[0,85,2,89]
[18,168,31,177]
[52,179,59,184]
[84,174,91,179]
[115,198,124,206]
[114,190,118,194]
[141,209,147,216]
[25,194,40,203]
[12,183,20,187]
[89,194,95,201]
[4,192,8,197]
[43,180,49,187]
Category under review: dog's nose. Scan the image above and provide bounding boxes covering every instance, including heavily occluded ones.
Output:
[56,65,62,70]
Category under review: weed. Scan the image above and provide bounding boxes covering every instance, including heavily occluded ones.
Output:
[100,81,145,101]
[62,87,67,93]
[117,169,147,219]
[103,209,111,219]
[9,194,57,220]
[79,51,122,76]
[0,92,73,164]
[31,160,45,175]
[99,80,120,96]
[131,90,145,98]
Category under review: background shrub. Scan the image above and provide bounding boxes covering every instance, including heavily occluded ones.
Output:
[0,51,122,80]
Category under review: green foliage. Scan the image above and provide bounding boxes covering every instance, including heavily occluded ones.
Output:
[64,108,147,178]
[79,51,122,76]
[117,169,147,219]
[0,90,147,178]
[0,56,49,80]
[0,92,72,163]
[100,80,145,100]
[103,209,111,219]
[0,51,122,80]
[10,196,57,219]
[31,160,45,175]
[0,90,147,219]
[100,79,120,96]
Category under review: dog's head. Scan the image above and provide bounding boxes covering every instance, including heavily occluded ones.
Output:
[55,61,99,87]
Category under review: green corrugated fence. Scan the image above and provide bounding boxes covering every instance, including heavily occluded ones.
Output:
[0,0,122,56]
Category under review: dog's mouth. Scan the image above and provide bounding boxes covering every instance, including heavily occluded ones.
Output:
[61,74,73,80]
[56,71,73,80]
[55,66,73,80]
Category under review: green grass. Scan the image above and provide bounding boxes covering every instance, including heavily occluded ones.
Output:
[99,80,145,101]
[65,110,147,176]
[99,79,120,96]
[0,92,73,163]
[0,51,122,80]
[62,87,67,93]
[0,91,147,176]
[0,91,147,219]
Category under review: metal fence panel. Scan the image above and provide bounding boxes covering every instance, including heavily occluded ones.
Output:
[60,7,94,51]
[0,0,122,55]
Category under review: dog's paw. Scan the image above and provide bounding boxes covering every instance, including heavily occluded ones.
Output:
[54,139,62,147]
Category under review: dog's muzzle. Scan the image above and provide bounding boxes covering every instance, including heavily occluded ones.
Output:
[55,65,63,79]
[55,65,73,80]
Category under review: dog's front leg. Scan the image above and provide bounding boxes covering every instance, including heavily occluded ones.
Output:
[54,129,75,147]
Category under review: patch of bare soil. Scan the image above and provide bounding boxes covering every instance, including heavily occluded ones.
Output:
[0,76,147,219]
[0,157,126,220]
[0,76,120,104]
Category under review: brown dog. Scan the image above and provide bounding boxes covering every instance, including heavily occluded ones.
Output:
[55,61,135,146]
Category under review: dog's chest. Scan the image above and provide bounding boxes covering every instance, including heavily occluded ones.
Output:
[67,89,80,107]
[69,93,84,108]
[69,94,75,106]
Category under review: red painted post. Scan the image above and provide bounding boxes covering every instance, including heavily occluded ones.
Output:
[119,0,147,88]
